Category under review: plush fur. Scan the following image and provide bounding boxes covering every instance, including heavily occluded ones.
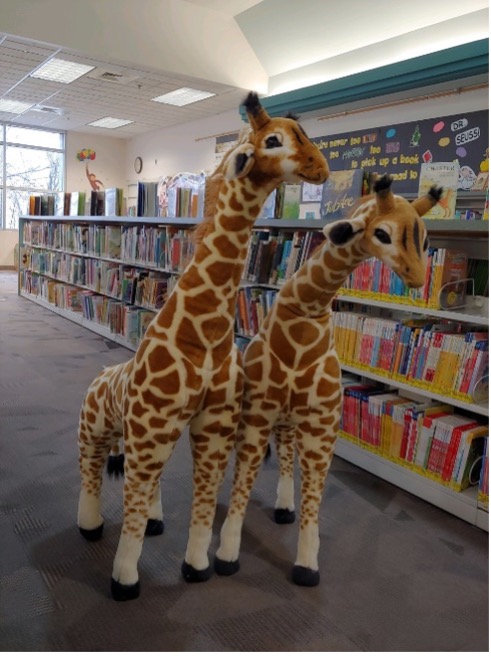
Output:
[215,176,440,586]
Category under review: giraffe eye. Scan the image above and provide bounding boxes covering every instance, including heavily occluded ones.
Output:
[265,134,282,148]
[374,228,392,244]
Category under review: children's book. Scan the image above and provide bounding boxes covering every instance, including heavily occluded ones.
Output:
[418,162,459,219]
[320,169,365,221]
[280,183,302,219]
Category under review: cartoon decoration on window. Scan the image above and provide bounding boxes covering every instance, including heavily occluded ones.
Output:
[77,148,104,191]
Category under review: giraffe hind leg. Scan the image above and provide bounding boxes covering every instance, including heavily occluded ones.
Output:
[104,441,164,536]
[78,427,114,540]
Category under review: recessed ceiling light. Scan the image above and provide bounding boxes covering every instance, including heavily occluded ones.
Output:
[31,58,95,84]
[0,99,34,114]
[151,87,215,106]
[87,117,134,129]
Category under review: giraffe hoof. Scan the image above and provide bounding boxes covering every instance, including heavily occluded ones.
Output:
[274,508,296,524]
[106,453,125,478]
[111,578,140,601]
[78,524,104,541]
[181,560,212,583]
[214,557,240,576]
[145,519,164,536]
[292,565,320,587]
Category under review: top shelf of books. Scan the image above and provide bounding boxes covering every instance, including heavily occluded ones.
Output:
[19,215,490,236]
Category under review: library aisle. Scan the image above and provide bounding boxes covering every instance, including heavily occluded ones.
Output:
[0,270,488,652]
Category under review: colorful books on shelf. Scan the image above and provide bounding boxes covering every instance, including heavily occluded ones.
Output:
[275,182,302,219]
[259,189,277,219]
[472,171,489,191]
[333,310,489,402]
[104,188,124,216]
[28,194,57,216]
[418,162,459,219]
[478,438,489,510]
[69,192,86,216]
[90,190,105,216]
[339,246,474,310]
[165,172,205,218]
[339,382,488,491]
[137,181,158,217]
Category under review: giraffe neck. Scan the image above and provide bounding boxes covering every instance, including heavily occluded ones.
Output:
[148,177,272,355]
[276,237,365,318]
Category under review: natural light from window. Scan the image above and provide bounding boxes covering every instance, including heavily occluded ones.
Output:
[1,124,65,229]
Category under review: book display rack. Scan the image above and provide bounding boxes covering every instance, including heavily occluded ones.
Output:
[18,205,489,530]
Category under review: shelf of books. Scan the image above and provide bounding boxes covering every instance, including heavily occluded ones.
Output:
[18,213,488,530]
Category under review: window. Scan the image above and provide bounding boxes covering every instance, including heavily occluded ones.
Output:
[1,124,65,229]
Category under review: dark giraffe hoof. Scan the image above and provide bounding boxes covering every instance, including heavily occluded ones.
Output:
[79,524,104,541]
[214,556,240,576]
[145,518,164,536]
[111,578,140,601]
[292,565,320,587]
[106,453,125,477]
[181,560,212,583]
[274,508,296,524]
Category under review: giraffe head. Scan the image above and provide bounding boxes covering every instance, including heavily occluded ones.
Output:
[241,92,329,188]
[323,174,442,288]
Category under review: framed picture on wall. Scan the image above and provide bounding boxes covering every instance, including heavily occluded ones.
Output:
[301,181,324,202]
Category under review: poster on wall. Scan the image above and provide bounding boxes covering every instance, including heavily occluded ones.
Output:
[215,133,239,167]
[312,110,489,194]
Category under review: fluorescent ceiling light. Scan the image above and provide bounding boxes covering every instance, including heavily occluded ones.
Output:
[31,58,95,84]
[0,99,34,114]
[87,116,134,129]
[152,87,215,106]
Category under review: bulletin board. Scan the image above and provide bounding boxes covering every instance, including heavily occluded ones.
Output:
[312,109,489,193]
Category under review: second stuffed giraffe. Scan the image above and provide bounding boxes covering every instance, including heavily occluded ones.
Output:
[215,175,442,586]
[77,92,329,600]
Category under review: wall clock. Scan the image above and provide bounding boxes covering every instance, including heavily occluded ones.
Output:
[134,156,143,174]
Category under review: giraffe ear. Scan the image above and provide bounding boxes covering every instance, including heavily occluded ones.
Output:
[242,91,271,131]
[374,173,396,213]
[323,219,364,245]
[224,144,256,180]
[412,184,443,216]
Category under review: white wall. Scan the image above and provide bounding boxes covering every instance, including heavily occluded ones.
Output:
[0,230,17,268]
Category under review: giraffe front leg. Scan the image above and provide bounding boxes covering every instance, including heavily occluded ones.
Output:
[293,421,337,587]
[214,409,275,575]
[181,403,240,583]
[273,426,296,524]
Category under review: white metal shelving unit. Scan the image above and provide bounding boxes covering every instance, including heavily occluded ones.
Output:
[18,212,489,530]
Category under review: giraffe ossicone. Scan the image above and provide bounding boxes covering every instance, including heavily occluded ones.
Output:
[215,174,441,586]
[76,91,329,601]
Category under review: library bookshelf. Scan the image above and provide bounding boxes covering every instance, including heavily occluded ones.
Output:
[18,212,489,530]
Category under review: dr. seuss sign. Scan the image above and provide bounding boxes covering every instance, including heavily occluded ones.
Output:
[313,110,488,193]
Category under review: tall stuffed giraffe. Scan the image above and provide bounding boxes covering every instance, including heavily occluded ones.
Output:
[77,92,329,601]
[215,175,442,587]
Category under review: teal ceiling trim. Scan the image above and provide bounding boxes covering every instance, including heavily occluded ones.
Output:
[241,39,488,120]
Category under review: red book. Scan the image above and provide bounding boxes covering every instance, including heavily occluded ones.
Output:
[441,421,481,482]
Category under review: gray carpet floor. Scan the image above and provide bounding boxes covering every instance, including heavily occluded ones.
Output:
[0,270,488,652]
